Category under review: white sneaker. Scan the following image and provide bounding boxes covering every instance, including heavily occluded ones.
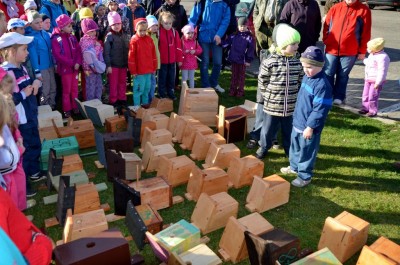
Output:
[26,199,36,209]
[129,105,141,112]
[291,177,311,187]
[280,166,296,174]
[214,85,225,93]
[333,99,343,105]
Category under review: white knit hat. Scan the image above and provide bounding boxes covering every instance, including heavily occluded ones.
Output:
[24,0,37,11]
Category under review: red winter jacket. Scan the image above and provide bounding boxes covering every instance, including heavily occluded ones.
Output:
[128,34,157,75]
[323,0,371,56]
[158,27,183,64]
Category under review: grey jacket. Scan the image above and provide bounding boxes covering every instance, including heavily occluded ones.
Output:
[253,0,288,30]
[103,31,130,68]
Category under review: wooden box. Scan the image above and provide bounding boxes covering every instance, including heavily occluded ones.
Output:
[39,126,59,142]
[217,105,248,143]
[203,142,240,169]
[57,119,95,149]
[180,124,213,151]
[357,237,400,265]
[107,150,142,181]
[169,244,222,265]
[103,131,134,153]
[105,115,127,133]
[63,209,108,243]
[84,103,115,127]
[156,155,195,187]
[318,211,370,263]
[167,112,179,134]
[227,100,258,133]
[113,178,141,216]
[227,155,264,188]
[173,116,200,143]
[38,110,63,128]
[129,176,172,210]
[191,192,239,234]
[136,107,160,121]
[51,170,89,192]
[148,113,169,130]
[155,219,201,255]
[150,97,173,113]
[141,142,177,173]
[190,133,226,161]
[38,104,52,114]
[291,247,342,265]
[139,127,173,153]
[62,154,83,174]
[185,166,229,201]
[41,136,79,171]
[75,98,102,119]
[54,229,131,265]
[120,152,141,180]
[56,175,76,226]
[218,213,274,263]
[244,228,301,265]
[74,182,101,214]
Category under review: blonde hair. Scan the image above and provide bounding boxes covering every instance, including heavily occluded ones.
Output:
[159,11,175,24]
[0,44,24,62]
[0,74,18,132]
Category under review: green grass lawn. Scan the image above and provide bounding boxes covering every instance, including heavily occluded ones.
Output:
[27,70,400,264]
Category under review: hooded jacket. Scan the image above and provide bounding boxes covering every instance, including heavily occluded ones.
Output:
[39,0,68,32]
[51,27,82,75]
[323,0,371,56]
[189,0,231,43]
[25,27,54,71]
[222,31,255,64]
[364,50,390,85]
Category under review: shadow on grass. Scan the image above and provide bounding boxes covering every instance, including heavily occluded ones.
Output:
[319,145,400,159]
[326,114,383,134]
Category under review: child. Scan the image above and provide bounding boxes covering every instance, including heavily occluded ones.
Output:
[146,14,160,103]
[80,18,105,101]
[94,4,106,25]
[358,38,390,117]
[280,46,332,187]
[72,7,93,42]
[255,23,303,160]
[52,14,82,118]
[128,18,157,107]
[98,0,130,41]
[158,11,182,100]
[26,11,57,109]
[180,24,202,89]
[104,11,130,107]
[222,17,254,97]
[0,32,43,197]
[42,15,51,34]
[125,0,146,36]
[21,0,37,21]
[7,18,27,35]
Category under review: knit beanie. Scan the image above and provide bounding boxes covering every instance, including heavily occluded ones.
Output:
[23,0,37,11]
[270,23,301,53]
[300,46,325,67]
[181,24,194,35]
[134,18,147,31]
[237,17,248,26]
[42,14,50,22]
[79,7,94,19]
[27,11,42,23]
[81,18,98,34]
[107,11,121,26]
[56,14,73,30]
[146,15,158,29]
[106,0,118,6]
[367,37,385,53]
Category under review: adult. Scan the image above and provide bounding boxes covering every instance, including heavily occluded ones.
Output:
[323,0,371,105]
[0,0,24,20]
[279,0,321,54]
[143,0,164,15]
[189,0,230,93]
[39,0,68,32]
[252,0,288,55]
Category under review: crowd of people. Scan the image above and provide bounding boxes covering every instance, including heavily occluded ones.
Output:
[0,0,392,263]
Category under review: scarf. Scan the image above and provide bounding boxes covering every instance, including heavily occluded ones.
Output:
[2,0,19,19]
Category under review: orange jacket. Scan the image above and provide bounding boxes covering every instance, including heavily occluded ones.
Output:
[323,0,371,56]
[128,34,157,75]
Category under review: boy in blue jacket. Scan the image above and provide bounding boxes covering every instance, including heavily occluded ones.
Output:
[280,46,332,187]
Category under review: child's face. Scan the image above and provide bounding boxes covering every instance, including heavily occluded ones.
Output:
[97,6,106,17]
[25,7,37,14]
[238,25,248,32]
[0,15,7,33]
[87,30,97,37]
[43,19,51,31]
[108,2,118,12]
[149,24,158,33]
[111,23,122,32]
[136,23,148,37]
[166,0,177,5]
[282,42,298,56]
[184,31,194,40]
[301,62,322,78]
[62,23,73,34]
[12,27,25,35]
[15,45,29,64]
[160,18,172,31]
[30,18,43,31]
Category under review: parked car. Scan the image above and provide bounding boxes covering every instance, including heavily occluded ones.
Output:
[366,0,400,10]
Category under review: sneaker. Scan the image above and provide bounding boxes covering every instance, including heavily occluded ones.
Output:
[26,215,34,222]
[291,177,311,187]
[366,112,377,117]
[272,140,281,150]
[26,199,36,209]
[214,85,225,93]
[26,189,37,198]
[358,109,368,114]
[30,173,46,182]
[129,105,141,112]
[255,147,267,160]
[333,99,343,105]
[280,166,297,175]
[246,139,259,149]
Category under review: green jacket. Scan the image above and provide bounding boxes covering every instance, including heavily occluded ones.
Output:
[253,0,288,31]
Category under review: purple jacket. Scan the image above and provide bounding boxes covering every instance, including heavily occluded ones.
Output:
[364,50,390,85]
[51,28,82,75]
[223,31,255,64]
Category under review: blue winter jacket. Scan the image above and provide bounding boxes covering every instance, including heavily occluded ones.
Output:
[222,31,255,64]
[39,0,68,32]
[25,27,54,71]
[292,71,332,134]
[189,0,230,43]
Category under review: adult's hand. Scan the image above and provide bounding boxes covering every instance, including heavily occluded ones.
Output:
[357,54,366,60]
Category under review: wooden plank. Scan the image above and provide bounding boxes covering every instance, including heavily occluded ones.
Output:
[45,217,59,228]
[173,195,184,204]
[106,213,126,223]
[218,105,225,136]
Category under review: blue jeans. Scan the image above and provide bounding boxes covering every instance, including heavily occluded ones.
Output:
[324,54,357,101]
[259,113,292,156]
[200,42,223,88]
[158,63,176,98]
[289,129,321,181]
[149,72,157,103]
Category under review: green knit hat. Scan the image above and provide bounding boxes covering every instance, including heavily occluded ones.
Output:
[270,23,301,53]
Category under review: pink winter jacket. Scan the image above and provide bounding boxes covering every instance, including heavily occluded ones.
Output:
[51,28,82,75]
[181,38,202,70]
[364,50,390,86]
